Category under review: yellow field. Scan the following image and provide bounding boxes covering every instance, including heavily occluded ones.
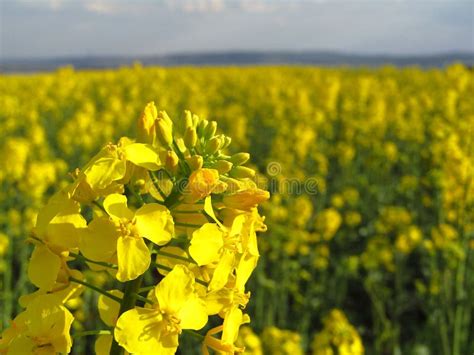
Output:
[0,64,473,354]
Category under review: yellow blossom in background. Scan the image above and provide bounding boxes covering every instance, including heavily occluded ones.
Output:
[311,309,364,355]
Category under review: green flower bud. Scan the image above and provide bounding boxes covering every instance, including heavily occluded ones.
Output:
[213,160,233,174]
[205,137,221,155]
[230,166,256,179]
[197,119,208,137]
[203,121,217,139]
[222,136,232,149]
[230,152,250,165]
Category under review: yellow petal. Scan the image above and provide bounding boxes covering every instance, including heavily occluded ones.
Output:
[103,194,134,220]
[84,147,127,190]
[95,335,112,355]
[122,143,161,171]
[204,196,222,227]
[7,335,35,354]
[28,245,61,290]
[116,236,150,282]
[235,252,258,292]
[36,191,86,250]
[80,217,118,262]
[209,250,235,291]
[222,307,249,346]
[178,296,208,330]
[189,224,224,266]
[155,265,194,315]
[115,308,170,354]
[135,204,174,245]
[98,290,123,326]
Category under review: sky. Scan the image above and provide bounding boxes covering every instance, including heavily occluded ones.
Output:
[0,0,473,59]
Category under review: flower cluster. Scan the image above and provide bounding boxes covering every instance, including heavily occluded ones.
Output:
[0,102,268,354]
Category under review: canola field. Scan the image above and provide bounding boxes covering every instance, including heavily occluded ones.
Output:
[0,64,473,355]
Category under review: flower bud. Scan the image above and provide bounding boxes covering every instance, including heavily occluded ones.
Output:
[230,166,255,179]
[230,152,250,166]
[137,102,157,144]
[205,137,221,155]
[159,110,173,127]
[184,110,193,129]
[155,112,173,147]
[223,187,270,211]
[222,136,232,149]
[197,119,208,137]
[184,126,197,149]
[203,121,217,139]
[186,155,204,171]
[161,150,179,174]
[192,113,200,127]
[213,160,233,174]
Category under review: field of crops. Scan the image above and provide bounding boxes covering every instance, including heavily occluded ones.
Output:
[0,64,473,355]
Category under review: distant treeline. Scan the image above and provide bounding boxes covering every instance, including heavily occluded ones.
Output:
[1,50,473,72]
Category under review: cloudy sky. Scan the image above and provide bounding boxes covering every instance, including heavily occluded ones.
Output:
[0,0,473,59]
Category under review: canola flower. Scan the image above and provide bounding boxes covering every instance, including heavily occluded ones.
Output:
[311,309,364,355]
[0,102,269,354]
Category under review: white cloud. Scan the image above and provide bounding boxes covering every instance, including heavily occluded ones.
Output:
[165,0,225,13]
[84,0,118,14]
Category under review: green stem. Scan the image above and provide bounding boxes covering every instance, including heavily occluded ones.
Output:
[155,250,197,264]
[134,293,154,305]
[172,209,203,214]
[150,171,168,200]
[69,277,122,303]
[69,252,118,269]
[126,185,145,208]
[138,285,156,293]
[175,222,202,228]
[92,200,107,213]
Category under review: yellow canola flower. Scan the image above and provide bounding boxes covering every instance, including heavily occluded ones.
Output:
[235,326,263,355]
[311,309,364,355]
[189,198,259,291]
[114,265,208,354]
[80,193,174,282]
[28,191,86,291]
[0,233,9,256]
[0,295,74,354]
[71,138,161,202]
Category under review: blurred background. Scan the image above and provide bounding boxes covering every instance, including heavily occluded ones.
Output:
[1,1,473,354]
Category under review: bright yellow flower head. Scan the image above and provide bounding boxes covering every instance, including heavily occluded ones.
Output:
[80,193,174,281]
[114,265,208,354]
[72,139,162,202]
